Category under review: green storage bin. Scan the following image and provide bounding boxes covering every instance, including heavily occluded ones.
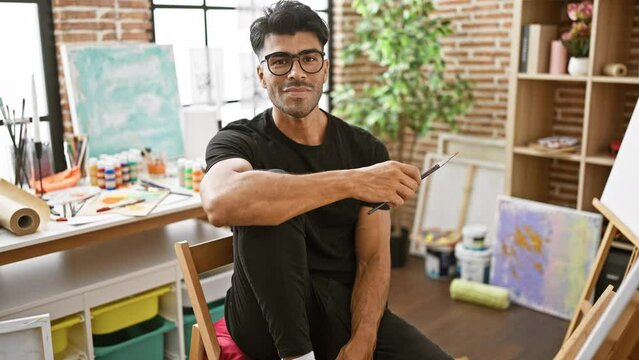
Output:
[93,316,176,360]
[183,299,225,357]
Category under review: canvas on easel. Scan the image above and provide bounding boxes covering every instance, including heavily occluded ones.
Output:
[557,99,639,359]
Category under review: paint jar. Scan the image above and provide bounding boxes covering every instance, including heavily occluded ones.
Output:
[104,162,116,191]
[192,162,204,192]
[128,153,138,183]
[89,157,98,186]
[97,160,106,189]
[114,158,123,187]
[455,242,492,284]
[462,224,488,250]
[177,158,187,187]
[120,155,129,185]
[424,243,456,280]
[184,161,193,190]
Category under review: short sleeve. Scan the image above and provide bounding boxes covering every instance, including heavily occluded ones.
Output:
[205,122,256,172]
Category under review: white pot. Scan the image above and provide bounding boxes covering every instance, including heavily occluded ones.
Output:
[568,57,589,76]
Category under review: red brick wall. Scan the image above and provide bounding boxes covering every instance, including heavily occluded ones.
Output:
[52,0,152,133]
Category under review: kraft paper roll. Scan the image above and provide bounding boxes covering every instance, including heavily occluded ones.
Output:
[0,178,49,235]
[450,278,510,310]
[603,63,627,77]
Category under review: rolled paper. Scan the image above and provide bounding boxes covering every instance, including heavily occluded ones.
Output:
[603,63,628,77]
[450,278,510,310]
[0,178,49,235]
[549,40,568,75]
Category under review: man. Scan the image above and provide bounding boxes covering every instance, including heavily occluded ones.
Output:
[201,1,452,359]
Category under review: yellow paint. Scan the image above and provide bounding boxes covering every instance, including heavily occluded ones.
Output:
[533,262,543,274]
[525,226,543,253]
[514,228,531,251]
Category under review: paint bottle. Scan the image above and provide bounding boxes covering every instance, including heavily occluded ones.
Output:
[177,158,187,188]
[192,162,203,192]
[89,157,98,186]
[128,152,138,183]
[97,160,106,189]
[104,161,116,190]
[120,155,130,185]
[114,158,123,187]
[184,160,193,190]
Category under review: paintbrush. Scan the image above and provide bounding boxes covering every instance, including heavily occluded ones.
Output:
[96,198,145,213]
[367,152,459,215]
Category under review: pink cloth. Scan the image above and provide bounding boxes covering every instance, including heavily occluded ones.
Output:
[213,318,251,360]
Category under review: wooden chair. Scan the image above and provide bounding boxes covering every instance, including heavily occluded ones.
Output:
[175,235,235,360]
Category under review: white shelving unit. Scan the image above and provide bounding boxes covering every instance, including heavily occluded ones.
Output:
[0,219,231,359]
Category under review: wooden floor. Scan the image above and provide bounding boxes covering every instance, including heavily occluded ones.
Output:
[388,256,568,360]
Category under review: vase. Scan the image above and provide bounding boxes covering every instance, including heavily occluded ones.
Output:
[568,57,589,76]
[549,40,568,75]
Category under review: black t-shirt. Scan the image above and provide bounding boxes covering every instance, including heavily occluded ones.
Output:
[205,108,389,285]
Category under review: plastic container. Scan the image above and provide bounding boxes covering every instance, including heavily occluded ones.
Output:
[182,299,225,356]
[51,314,83,354]
[93,315,176,360]
[91,286,171,335]
[424,243,456,279]
[462,224,488,250]
[455,242,493,284]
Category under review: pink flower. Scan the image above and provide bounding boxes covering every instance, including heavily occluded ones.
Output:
[578,1,593,21]
[562,31,572,41]
[567,3,579,21]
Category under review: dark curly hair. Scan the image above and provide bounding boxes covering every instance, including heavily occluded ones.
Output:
[250,0,329,56]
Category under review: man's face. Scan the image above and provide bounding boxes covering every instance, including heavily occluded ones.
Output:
[257,32,329,119]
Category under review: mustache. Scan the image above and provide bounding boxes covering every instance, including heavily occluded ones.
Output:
[281,80,314,91]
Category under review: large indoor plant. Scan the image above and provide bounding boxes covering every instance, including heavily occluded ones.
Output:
[331,0,473,266]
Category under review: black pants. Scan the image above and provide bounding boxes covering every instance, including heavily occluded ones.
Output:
[224,214,453,360]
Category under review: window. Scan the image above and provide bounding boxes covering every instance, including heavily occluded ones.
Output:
[152,0,331,123]
[0,0,63,181]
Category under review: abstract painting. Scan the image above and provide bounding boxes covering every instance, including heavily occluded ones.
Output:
[77,189,169,217]
[490,196,602,319]
[62,44,184,158]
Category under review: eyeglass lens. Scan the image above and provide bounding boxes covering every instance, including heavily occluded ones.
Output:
[267,50,324,75]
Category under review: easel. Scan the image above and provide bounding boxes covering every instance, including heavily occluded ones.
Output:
[555,198,639,359]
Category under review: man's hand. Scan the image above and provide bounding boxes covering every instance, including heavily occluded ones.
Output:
[336,338,374,360]
[351,160,421,208]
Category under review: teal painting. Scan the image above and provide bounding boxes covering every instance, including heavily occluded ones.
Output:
[63,44,184,158]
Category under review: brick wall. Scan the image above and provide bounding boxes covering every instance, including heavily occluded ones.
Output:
[52,0,152,133]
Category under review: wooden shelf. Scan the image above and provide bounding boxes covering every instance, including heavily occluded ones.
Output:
[518,73,588,82]
[513,146,581,162]
[592,76,639,85]
[586,154,615,167]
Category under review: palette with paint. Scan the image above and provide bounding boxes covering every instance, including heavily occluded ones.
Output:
[77,189,169,217]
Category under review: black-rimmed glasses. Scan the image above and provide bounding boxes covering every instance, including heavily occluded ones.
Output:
[260,49,325,76]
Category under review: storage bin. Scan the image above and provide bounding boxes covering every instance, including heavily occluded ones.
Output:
[91,286,171,335]
[93,315,175,360]
[183,299,225,354]
[51,314,83,354]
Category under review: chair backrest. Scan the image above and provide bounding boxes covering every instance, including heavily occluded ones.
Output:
[175,235,233,360]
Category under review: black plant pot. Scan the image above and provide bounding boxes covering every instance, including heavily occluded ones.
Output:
[390,227,410,268]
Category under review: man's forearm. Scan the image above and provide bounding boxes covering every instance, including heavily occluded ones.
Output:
[201,169,354,226]
[349,254,390,355]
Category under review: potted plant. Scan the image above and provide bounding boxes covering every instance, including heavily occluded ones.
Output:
[562,0,593,75]
[331,0,473,266]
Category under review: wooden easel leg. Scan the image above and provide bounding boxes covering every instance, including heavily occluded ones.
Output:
[564,222,618,342]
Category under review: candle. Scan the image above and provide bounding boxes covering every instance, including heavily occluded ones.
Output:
[31,74,41,143]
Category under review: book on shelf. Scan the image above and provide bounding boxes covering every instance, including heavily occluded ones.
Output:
[519,24,557,74]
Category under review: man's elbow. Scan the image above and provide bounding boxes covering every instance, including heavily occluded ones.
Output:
[201,193,230,227]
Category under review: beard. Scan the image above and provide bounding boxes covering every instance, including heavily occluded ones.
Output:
[267,80,323,119]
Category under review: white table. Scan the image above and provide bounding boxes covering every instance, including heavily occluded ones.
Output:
[0,193,206,265]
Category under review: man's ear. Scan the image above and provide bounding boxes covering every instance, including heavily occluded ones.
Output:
[323,58,330,83]
[256,65,267,89]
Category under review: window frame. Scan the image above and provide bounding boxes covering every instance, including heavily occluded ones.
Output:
[150,1,333,110]
[0,0,65,172]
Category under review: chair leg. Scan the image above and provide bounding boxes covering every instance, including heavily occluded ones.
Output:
[190,324,206,360]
